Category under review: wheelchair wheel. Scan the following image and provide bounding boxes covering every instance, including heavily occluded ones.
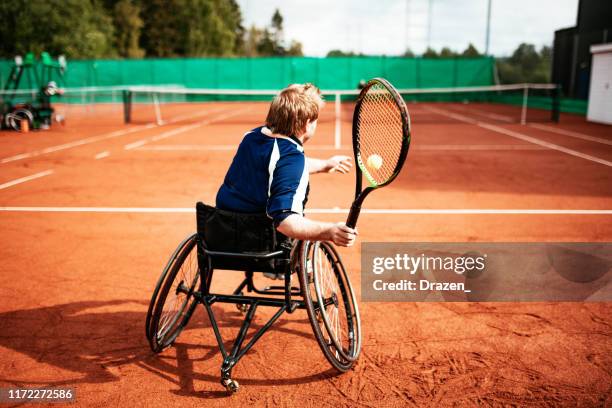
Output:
[146,233,201,353]
[298,241,361,372]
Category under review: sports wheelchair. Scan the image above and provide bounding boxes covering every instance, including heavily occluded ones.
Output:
[145,203,361,393]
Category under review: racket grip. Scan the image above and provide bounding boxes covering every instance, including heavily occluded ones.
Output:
[346,203,362,229]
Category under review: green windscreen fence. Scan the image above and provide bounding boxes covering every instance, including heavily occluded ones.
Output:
[0,56,586,115]
[0,56,495,91]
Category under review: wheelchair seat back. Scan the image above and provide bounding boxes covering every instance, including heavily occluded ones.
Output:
[196,202,291,272]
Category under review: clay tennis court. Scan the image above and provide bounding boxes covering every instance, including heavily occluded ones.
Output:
[0,100,610,406]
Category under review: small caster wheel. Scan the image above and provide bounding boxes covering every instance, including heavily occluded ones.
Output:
[235,303,248,313]
[222,378,239,393]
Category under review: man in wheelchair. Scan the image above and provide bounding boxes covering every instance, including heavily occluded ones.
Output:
[147,84,362,393]
[213,83,357,269]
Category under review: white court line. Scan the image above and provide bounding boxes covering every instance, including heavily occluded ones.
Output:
[124,107,251,150]
[423,106,479,124]
[424,106,612,167]
[0,206,609,215]
[137,144,236,151]
[122,106,229,150]
[135,145,349,152]
[0,105,226,165]
[528,123,612,146]
[135,144,544,152]
[415,144,545,151]
[450,105,514,123]
[307,208,612,215]
[0,125,155,164]
[124,124,201,150]
[0,170,54,190]
[478,123,612,167]
[94,151,110,160]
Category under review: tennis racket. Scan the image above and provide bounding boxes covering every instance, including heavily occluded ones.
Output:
[346,78,411,229]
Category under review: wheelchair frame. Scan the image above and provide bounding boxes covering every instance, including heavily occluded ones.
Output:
[146,233,360,393]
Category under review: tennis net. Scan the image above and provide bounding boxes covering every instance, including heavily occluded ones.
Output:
[1,83,560,145]
[123,84,559,123]
[122,83,559,146]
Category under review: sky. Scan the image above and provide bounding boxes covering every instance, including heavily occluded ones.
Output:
[237,0,579,57]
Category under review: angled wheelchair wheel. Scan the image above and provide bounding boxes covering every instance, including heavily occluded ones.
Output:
[146,233,201,353]
[298,241,361,372]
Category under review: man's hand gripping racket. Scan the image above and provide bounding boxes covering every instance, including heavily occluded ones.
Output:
[346,78,411,229]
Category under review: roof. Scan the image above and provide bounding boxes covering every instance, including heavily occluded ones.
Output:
[590,43,612,54]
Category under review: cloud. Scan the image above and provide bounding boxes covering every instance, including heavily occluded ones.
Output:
[238,0,578,56]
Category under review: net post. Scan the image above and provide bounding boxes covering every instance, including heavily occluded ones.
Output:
[122,90,132,124]
[552,84,561,123]
[334,92,341,149]
[153,92,163,125]
[520,85,529,125]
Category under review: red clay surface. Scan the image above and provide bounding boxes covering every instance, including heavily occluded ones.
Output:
[0,101,611,407]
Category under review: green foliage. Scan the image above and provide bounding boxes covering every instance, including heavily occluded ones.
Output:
[497,43,551,84]
[439,47,457,58]
[243,25,263,57]
[139,0,242,57]
[271,9,283,29]
[462,43,481,57]
[327,50,357,57]
[421,44,481,58]
[286,41,303,56]
[0,0,116,58]
[0,0,246,58]
[422,47,439,58]
[402,49,415,57]
[113,0,144,58]
[255,28,276,56]
[243,9,303,57]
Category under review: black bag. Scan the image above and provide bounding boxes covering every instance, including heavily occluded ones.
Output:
[196,202,291,272]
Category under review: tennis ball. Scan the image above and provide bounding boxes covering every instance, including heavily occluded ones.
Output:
[366,154,383,170]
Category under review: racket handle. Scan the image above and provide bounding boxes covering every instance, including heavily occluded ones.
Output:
[346,203,361,229]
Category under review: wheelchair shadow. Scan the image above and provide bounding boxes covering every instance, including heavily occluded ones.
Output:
[0,299,152,387]
[0,300,340,398]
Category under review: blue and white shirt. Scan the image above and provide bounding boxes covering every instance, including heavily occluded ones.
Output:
[216,126,309,225]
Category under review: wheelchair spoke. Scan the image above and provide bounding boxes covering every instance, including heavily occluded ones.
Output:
[300,240,360,368]
[148,234,201,350]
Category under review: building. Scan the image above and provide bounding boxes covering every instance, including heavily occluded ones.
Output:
[552,0,612,99]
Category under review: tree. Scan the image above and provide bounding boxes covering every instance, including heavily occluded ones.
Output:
[286,40,303,56]
[209,0,244,56]
[496,43,551,84]
[140,0,189,57]
[256,29,276,56]
[462,43,481,57]
[0,0,304,59]
[242,9,303,57]
[243,25,263,57]
[271,8,283,49]
[0,0,116,58]
[509,43,540,72]
[140,0,243,57]
[402,49,415,57]
[439,47,457,58]
[113,0,144,58]
[422,47,439,58]
[327,50,357,57]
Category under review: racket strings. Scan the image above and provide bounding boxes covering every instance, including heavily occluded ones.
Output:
[356,83,405,186]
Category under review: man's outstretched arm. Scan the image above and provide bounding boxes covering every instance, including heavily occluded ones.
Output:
[306,155,353,174]
[276,214,357,247]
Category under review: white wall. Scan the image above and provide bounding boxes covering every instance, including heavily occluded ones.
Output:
[587,44,612,125]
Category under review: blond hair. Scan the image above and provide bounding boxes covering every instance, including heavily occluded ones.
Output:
[265,83,324,137]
